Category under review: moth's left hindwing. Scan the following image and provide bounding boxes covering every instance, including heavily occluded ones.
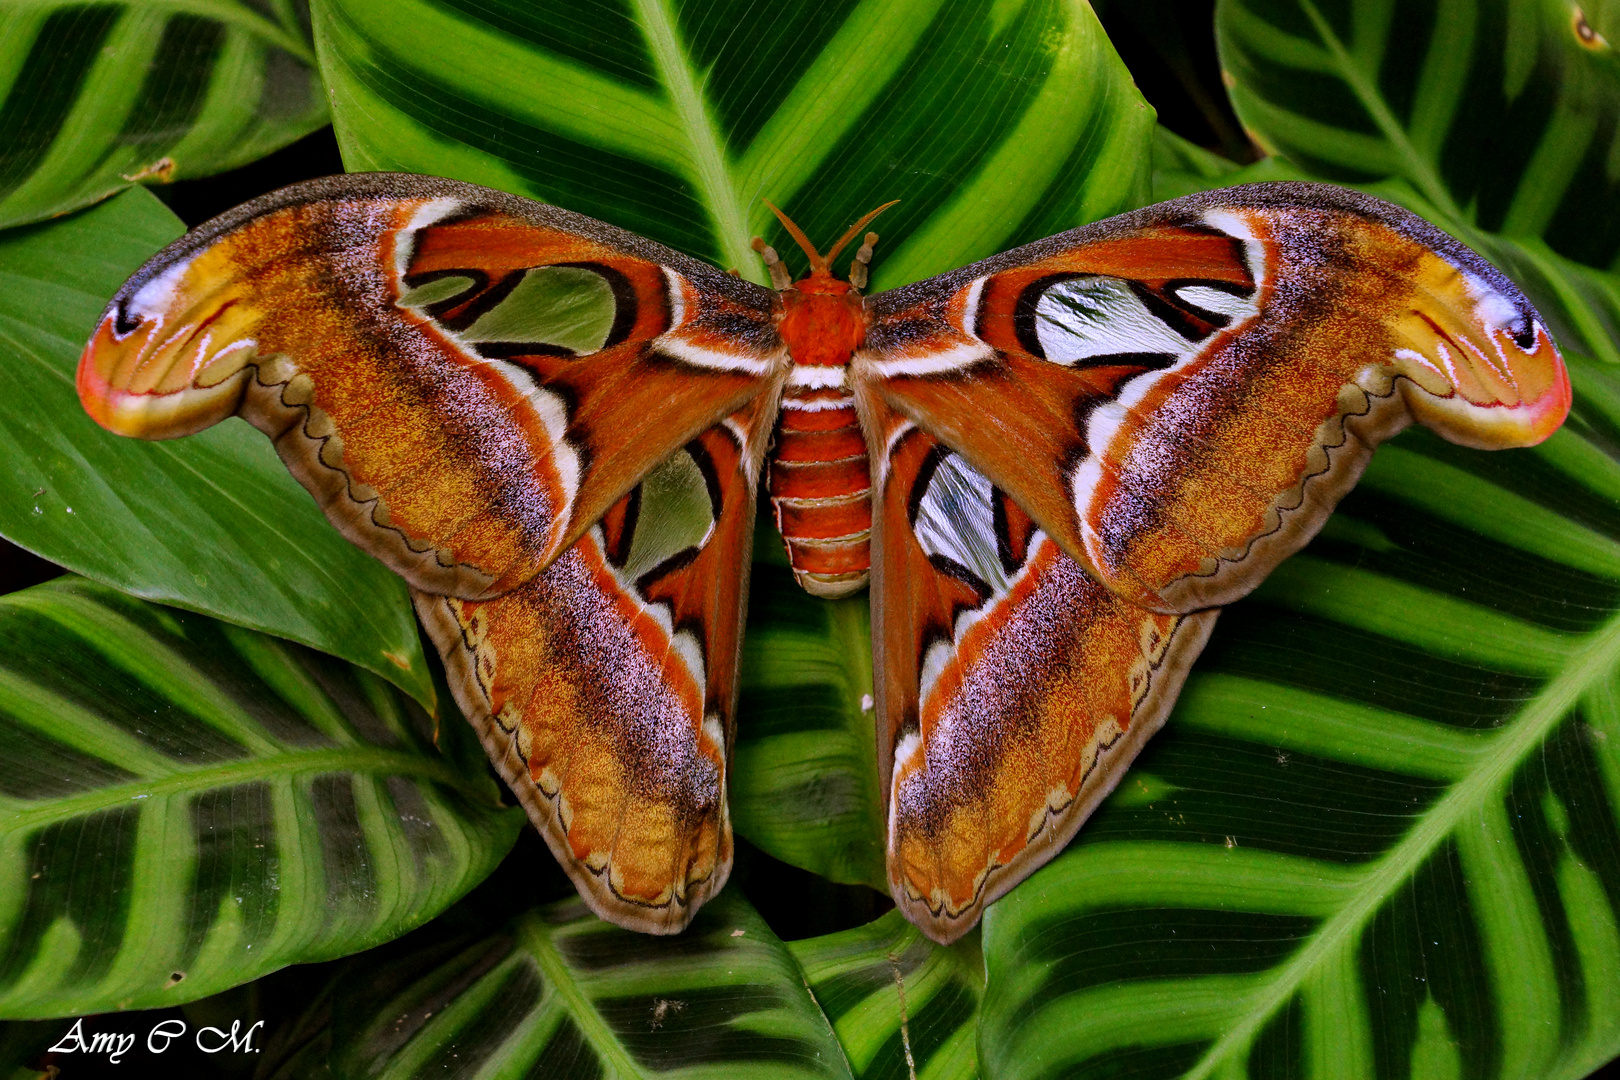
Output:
[416,398,774,932]
[78,174,785,933]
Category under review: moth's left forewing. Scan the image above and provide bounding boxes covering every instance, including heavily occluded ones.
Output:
[416,392,777,933]
[857,183,1569,615]
[78,175,786,601]
[855,388,1217,944]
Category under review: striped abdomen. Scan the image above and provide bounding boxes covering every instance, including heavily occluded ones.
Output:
[769,389,872,597]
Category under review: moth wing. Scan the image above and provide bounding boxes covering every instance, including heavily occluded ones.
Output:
[79,173,786,600]
[855,182,1568,614]
[857,390,1216,944]
[416,397,774,932]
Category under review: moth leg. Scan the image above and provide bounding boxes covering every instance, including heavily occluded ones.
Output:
[751,236,793,290]
[849,231,879,290]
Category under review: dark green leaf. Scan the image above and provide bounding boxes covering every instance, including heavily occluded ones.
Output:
[1215,0,1620,268]
[733,561,884,890]
[0,0,328,229]
[312,0,1155,289]
[0,184,433,704]
[329,890,852,1079]
[0,577,521,1018]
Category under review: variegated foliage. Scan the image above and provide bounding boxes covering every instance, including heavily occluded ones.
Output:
[0,577,520,1019]
[312,0,1154,291]
[327,890,850,1079]
[1217,0,1620,269]
[0,0,329,229]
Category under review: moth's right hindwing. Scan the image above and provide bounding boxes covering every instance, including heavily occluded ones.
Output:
[859,391,1217,944]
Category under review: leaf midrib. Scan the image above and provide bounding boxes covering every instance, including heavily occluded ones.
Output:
[515,914,647,1077]
[628,0,754,277]
[1292,0,1462,223]
[0,745,487,833]
[1182,605,1620,1078]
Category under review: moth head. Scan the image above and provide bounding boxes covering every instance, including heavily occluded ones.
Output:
[751,200,897,293]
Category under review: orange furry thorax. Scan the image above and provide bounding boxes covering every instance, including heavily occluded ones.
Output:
[777,280,866,368]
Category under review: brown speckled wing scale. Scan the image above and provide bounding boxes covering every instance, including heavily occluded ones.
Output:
[78,173,784,601]
[416,398,775,931]
[858,183,1570,616]
[856,182,1568,942]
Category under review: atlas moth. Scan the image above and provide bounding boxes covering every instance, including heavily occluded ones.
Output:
[78,175,1568,943]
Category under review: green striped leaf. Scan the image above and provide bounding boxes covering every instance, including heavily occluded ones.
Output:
[732,561,884,890]
[0,0,328,229]
[1215,0,1620,268]
[1142,124,1620,1077]
[329,890,852,1079]
[0,576,522,1019]
[974,348,1620,1076]
[311,0,1155,290]
[0,179,433,705]
[789,910,982,1080]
